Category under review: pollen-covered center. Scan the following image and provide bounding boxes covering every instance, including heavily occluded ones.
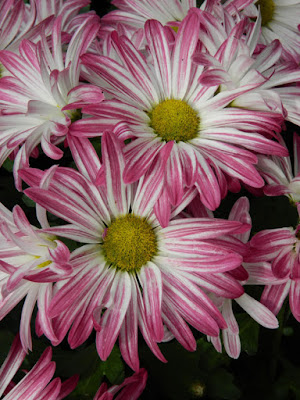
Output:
[149,99,200,142]
[34,256,52,269]
[102,214,158,272]
[256,0,275,26]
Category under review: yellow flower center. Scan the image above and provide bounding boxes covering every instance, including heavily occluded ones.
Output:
[148,99,200,142]
[34,256,52,269]
[102,214,158,272]
[256,0,275,26]
[37,260,52,269]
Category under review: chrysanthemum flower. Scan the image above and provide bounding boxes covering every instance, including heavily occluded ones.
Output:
[185,195,278,358]
[0,0,93,58]
[0,0,51,56]
[21,131,249,370]
[245,205,300,321]
[204,197,278,358]
[0,334,78,400]
[74,10,286,215]
[257,133,300,204]
[24,0,95,34]
[0,203,72,351]
[0,15,103,189]
[224,0,300,63]
[99,0,238,40]
[94,368,147,400]
[192,10,300,126]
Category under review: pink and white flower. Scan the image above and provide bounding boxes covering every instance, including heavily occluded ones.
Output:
[192,9,300,126]
[0,0,52,56]
[20,131,250,370]
[0,203,72,352]
[99,0,239,41]
[224,0,300,63]
[0,15,103,190]
[94,368,147,400]
[73,10,287,215]
[186,195,278,358]
[0,334,78,400]
[257,133,300,204]
[24,0,96,34]
[245,205,300,322]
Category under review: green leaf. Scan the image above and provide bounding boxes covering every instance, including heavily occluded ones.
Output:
[207,368,241,400]
[0,330,15,365]
[22,194,36,208]
[100,346,125,385]
[236,313,259,355]
[2,158,14,172]
[68,345,124,399]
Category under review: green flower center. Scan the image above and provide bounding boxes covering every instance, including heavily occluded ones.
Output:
[256,0,275,26]
[148,99,200,142]
[102,214,158,272]
[0,63,4,79]
[69,109,82,123]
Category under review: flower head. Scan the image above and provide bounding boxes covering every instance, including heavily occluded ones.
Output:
[224,0,300,63]
[245,205,300,321]
[187,195,278,358]
[74,10,286,219]
[257,133,300,204]
[94,368,147,400]
[21,131,250,370]
[0,15,103,190]
[0,203,72,351]
[0,334,78,400]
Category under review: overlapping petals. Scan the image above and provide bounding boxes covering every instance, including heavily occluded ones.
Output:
[76,10,287,218]
[0,15,103,189]
[245,207,300,321]
[21,130,250,370]
[0,203,72,351]
[0,334,78,400]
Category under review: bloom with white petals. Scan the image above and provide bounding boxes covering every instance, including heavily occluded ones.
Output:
[224,0,300,63]
[0,203,72,352]
[21,131,249,370]
[0,15,103,189]
[0,334,78,400]
[24,0,95,34]
[245,205,300,322]
[257,133,300,204]
[187,196,278,358]
[0,0,52,57]
[94,368,147,400]
[73,10,287,219]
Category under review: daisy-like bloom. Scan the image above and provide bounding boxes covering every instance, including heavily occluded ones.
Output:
[204,198,278,358]
[192,9,300,126]
[0,0,93,59]
[74,10,287,215]
[21,131,250,370]
[0,0,52,56]
[245,204,300,322]
[224,0,300,63]
[257,133,300,204]
[99,0,239,40]
[101,0,196,33]
[0,15,103,190]
[94,368,147,400]
[0,202,72,352]
[185,196,278,358]
[0,334,78,400]
[24,0,95,34]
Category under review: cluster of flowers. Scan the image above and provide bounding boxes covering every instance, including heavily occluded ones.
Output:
[0,0,300,397]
